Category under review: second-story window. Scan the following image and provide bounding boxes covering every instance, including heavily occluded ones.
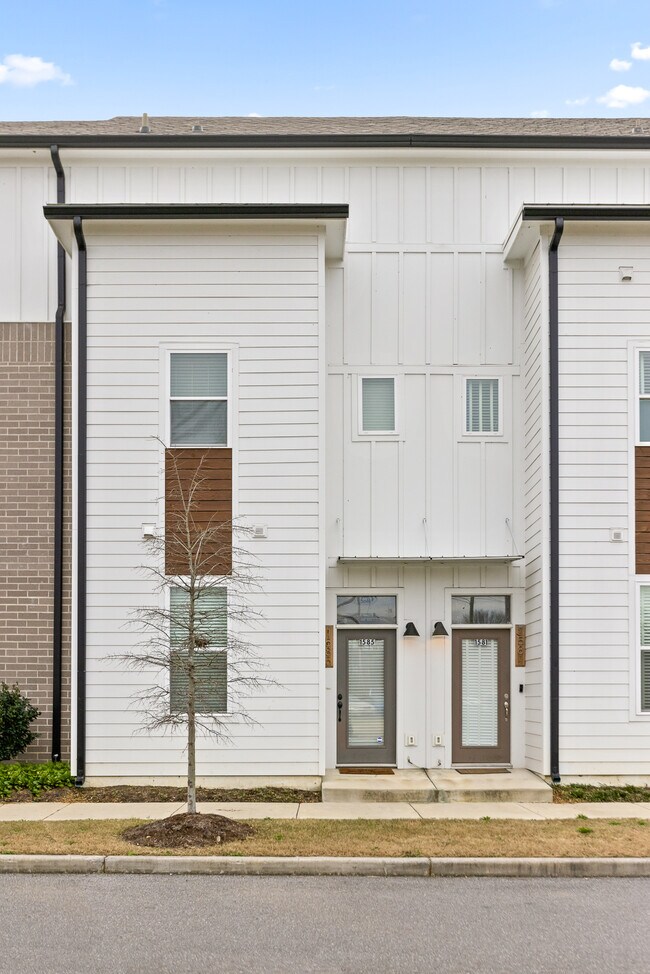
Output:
[639,352,650,442]
[465,378,500,435]
[361,377,396,433]
[170,352,228,447]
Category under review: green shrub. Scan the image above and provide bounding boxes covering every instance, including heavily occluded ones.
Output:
[0,683,40,761]
[0,762,74,799]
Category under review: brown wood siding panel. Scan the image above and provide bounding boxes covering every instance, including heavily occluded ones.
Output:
[636,446,650,573]
[165,448,232,576]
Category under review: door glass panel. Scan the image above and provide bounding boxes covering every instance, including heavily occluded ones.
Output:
[461,638,498,747]
[347,637,385,747]
[337,595,397,625]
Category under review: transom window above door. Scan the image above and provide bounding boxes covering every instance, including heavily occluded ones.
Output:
[170,352,228,447]
[337,595,397,625]
[452,595,510,625]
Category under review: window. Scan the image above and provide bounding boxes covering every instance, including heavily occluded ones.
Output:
[465,378,500,434]
[169,586,227,713]
[361,377,395,433]
[640,587,650,712]
[170,352,228,447]
[337,595,397,625]
[639,352,650,442]
[452,595,510,625]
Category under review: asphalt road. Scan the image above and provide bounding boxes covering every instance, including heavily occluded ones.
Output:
[0,875,648,973]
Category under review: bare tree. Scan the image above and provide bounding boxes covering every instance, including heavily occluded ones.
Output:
[115,450,269,813]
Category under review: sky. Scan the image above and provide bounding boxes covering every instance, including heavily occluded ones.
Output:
[2,0,650,120]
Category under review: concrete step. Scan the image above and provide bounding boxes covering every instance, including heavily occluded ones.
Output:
[428,769,553,803]
[322,769,436,803]
[321,768,553,803]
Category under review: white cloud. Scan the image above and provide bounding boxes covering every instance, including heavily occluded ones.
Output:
[247,113,262,117]
[610,58,632,71]
[0,54,72,87]
[597,84,650,108]
[565,96,589,106]
[531,109,550,118]
[631,41,650,60]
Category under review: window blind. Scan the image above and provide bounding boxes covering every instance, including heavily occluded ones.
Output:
[640,352,650,396]
[170,651,227,714]
[362,377,395,432]
[171,353,228,397]
[461,638,498,747]
[170,400,227,446]
[170,587,227,648]
[347,638,385,747]
[466,379,499,434]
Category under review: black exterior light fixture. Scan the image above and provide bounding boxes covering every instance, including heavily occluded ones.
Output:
[403,622,420,637]
[432,621,449,638]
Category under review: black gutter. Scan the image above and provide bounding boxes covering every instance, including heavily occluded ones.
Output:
[44,203,349,221]
[6,133,650,150]
[72,216,87,787]
[523,204,650,221]
[49,146,65,764]
[548,216,564,784]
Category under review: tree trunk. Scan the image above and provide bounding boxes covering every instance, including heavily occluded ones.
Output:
[187,581,197,814]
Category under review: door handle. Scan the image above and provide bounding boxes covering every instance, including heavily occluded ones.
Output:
[337,693,343,723]
[504,698,509,720]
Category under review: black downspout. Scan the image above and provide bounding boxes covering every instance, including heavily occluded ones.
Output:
[548,216,564,784]
[72,216,87,786]
[49,146,65,763]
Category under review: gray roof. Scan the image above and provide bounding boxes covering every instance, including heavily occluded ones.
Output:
[0,115,649,137]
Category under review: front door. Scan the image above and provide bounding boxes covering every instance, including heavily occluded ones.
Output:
[452,628,510,765]
[337,629,396,765]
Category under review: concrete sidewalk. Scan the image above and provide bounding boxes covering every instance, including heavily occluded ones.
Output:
[1,800,650,821]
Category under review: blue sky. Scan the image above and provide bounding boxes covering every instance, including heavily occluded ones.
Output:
[2,0,650,119]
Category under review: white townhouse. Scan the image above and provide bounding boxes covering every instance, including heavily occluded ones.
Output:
[2,115,650,786]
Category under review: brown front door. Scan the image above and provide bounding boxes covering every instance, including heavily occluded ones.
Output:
[452,628,510,765]
[337,629,397,765]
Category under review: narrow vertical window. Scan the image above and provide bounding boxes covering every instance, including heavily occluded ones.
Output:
[640,587,650,712]
[170,352,228,446]
[639,352,650,442]
[361,377,395,433]
[169,586,228,713]
[466,378,500,434]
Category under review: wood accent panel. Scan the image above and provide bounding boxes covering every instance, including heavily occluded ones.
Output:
[636,446,650,573]
[165,448,232,576]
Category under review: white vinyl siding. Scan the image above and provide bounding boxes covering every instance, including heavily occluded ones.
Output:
[522,241,545,772]
[83,224,323,777]
[360,377,395,433]
[465,378,500,434]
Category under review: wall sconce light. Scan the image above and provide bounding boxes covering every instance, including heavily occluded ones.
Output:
[403,622,420,637]
[432,621,449,638]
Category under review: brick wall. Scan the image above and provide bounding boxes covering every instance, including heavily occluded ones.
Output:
[0,322,71,762]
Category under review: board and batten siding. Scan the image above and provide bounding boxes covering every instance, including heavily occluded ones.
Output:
[82,223,324,777]
[558,230,650,774]
[522,240,548,773]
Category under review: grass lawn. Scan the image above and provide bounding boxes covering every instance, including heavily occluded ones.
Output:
[0,818,648,858]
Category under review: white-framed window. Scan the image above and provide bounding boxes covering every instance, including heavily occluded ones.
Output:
[169,352,228,447]
[465,378,500,435]
[639,586,650,713]
[359,376,396,434]
[638,351,650,443]
[169,586,228,714]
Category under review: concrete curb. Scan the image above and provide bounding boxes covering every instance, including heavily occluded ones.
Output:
[1,854,650,877]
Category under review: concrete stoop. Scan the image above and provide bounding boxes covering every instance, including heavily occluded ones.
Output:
[322,769,553,804]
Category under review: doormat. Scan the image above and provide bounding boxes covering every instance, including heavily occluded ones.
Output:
[338,768,395,775]
[456,768,510,775]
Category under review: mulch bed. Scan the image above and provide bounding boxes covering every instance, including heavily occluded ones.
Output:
[122,813,255,848]
[5,785,321,804]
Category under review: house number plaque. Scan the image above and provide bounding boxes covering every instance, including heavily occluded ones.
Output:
[325,625,334,668]
[515,625,526,667]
